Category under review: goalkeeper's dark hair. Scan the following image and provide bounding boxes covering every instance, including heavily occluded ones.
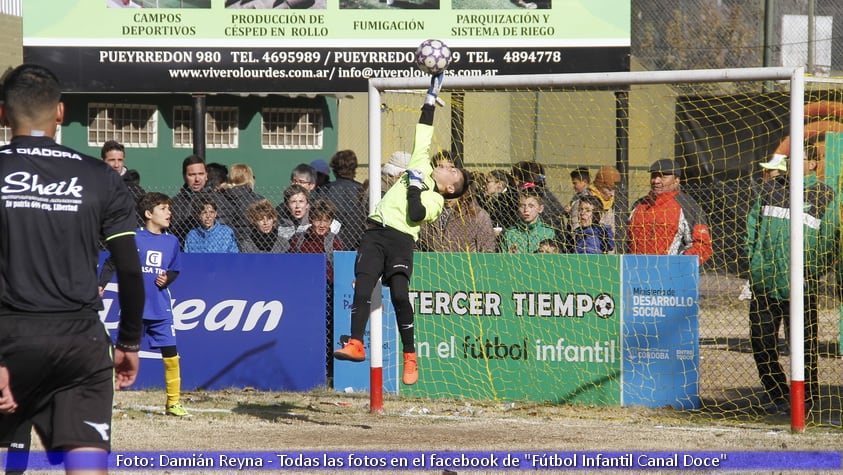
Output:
[442,168,472,200]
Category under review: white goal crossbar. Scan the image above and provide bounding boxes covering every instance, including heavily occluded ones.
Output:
[366,67,807,431]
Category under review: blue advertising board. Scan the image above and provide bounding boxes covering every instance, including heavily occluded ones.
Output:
[331,251,399,394]
[622,255,700,409]
[99,253,326,391]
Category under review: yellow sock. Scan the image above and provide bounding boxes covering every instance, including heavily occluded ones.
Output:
[163,355,182,407]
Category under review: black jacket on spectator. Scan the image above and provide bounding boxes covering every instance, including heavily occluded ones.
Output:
[218,185,267,241]
[318,177,366,250]
[478,188,520,231]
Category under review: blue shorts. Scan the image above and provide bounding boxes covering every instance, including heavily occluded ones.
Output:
[143,319,177,349]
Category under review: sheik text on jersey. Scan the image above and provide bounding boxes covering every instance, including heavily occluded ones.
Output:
[2,172,84,197]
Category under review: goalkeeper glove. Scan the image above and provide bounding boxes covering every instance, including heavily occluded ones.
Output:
[407,169,425,189]
[424,72,444,107]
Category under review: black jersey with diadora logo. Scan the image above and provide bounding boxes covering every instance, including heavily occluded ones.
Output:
[0,136,137,313]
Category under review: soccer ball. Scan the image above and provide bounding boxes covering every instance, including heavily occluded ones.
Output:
[415,39,452,75]
[593,293,615,318]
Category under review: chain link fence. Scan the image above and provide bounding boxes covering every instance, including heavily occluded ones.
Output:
[632,0,843,77]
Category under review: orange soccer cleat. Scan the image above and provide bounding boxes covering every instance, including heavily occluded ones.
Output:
[402,352,418,385]
[333,337,366,362]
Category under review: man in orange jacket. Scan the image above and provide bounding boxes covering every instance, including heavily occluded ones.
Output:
[627,159,713,265]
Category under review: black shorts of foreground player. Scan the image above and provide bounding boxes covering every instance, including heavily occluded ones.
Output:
[333,74,470,386]
[0,64,145,475]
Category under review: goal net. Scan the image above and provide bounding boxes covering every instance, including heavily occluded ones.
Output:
[365,68,843,427]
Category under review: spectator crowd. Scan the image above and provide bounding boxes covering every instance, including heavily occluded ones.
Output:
[110,140,716,263]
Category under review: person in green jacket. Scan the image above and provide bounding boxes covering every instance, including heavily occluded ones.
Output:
[745,147,837,416]
[500,189,557,254]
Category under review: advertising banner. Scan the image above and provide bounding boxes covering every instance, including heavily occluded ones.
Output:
[332,251,399,393]
[22,0,630,93]
[98,250,698,405]
[621,255,700,409]
[333,252,699,408]
[404,252,621,403]
[99,253,327,391]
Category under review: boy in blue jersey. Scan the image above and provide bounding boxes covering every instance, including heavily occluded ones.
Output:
[101,192,188,417]
[333,74,471,385]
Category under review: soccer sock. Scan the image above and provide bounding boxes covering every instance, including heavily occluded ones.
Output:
[163,355,182,407]
[4,421,32,475]
[389,275,416,353]
[350,273,379,341]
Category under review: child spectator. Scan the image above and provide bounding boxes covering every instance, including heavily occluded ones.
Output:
[289,199,345,283]
[290,199,345,381]
[277,184,312,240]
[564,167,591,214]
[570,165,623,240]
[511,160,567,229]
[239,199,290,253]
[184,195,239,253]
[500,189,556,254]
[99,192,189,417]
[572,195,614,254]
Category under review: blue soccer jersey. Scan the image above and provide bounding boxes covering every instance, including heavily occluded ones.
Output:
[135,227,182,321]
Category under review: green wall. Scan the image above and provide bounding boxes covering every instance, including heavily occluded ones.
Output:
[60,93,339,204]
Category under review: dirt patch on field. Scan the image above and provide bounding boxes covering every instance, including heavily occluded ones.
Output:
[79,388,840,474]
[14,388,841,474]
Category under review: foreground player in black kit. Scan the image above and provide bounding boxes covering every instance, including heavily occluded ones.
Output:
[0,64,145,475]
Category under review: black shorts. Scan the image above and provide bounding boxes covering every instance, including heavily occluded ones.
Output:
[356,224,415,286]
[0,315,114,451]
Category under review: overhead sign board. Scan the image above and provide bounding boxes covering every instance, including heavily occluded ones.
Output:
[22,0,630,93]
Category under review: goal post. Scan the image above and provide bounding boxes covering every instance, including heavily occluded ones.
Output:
[366,67,810,431]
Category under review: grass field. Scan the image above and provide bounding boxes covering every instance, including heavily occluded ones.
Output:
[13,388,843,475]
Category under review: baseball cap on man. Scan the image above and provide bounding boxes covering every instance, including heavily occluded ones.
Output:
[382,151,411,177]
[649,159,681,177]
[310,159,330,176]
[759,153,787,172]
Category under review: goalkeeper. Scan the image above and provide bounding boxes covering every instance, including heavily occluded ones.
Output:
[334,73,470,385]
